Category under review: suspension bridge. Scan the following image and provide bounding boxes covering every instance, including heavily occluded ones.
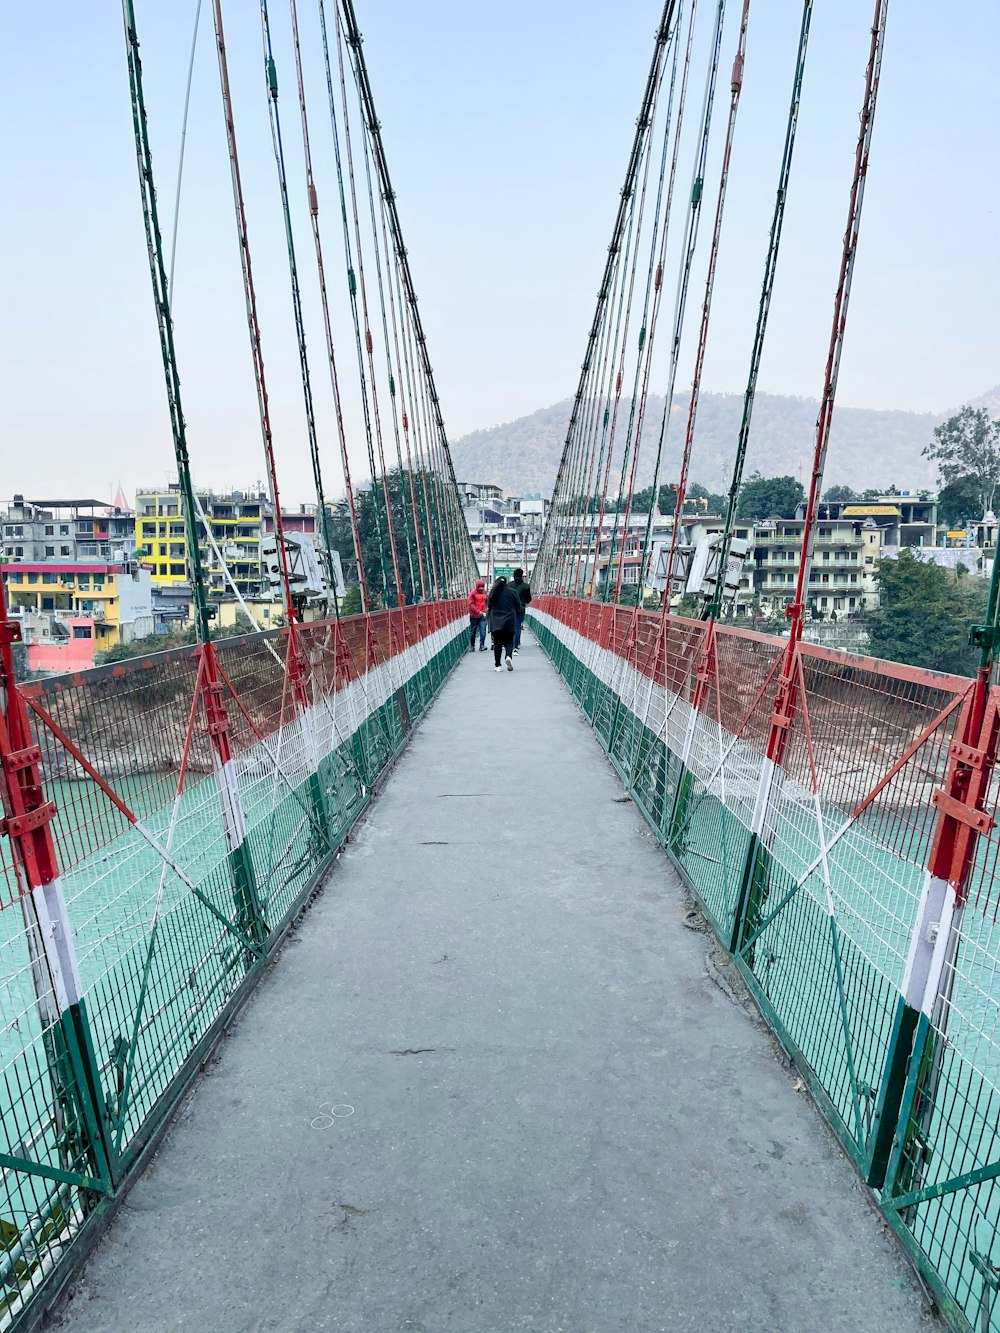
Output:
[1,2,998,1331]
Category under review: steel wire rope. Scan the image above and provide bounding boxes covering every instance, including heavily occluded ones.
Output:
[549,151,640,594]
[535,0,679,591]
[287,0,368,613]
[209,0,301,643]
[561,174,642,597]
[624,0,727,605]
[570,11,683,600]
[416,350,462,593]
[161,0,290,655]
[587,32,677,605]
[588,0,695,604]
[393,260,444,599]
[337,0,477,595]
[657,0,751,624]
[376,190,429,602]
[333,3,407,608]
[581,0,693,606]
[316,0,393,606]
[778,0,889,669]
[555,238,627,594]
[355,107,419,604]
[559,74,668,605]
[554,213,635,595]
[259,0,340,616]
[705,0,814,622]
[168,0,204,305]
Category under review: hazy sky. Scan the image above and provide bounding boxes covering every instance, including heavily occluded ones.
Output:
[2,1,998,506]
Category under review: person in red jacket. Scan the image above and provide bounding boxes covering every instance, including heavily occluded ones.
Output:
[468,579,488,652]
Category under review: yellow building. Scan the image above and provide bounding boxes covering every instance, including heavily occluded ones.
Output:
[2,561,153,649]
[184,598,282,633]
[136,486,265,597]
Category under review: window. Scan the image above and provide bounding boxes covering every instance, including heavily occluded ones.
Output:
[41,596,54,611]
[14,547,23,558]
[45,546,55,556]
[72,625,92,639]
[42,573,57,585]
[44,525,54,536]
[60,545,71,555]
[93,575,104,587]
[27,574,39,585]
[159,563,168,576]
[820,596,828,608]
[158,544,167,556]
[60,525,69,535]
[169,563,185,576]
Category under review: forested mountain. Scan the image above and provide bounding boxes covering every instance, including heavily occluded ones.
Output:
[449,388,961,498]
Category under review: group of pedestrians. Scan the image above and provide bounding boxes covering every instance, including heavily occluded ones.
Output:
[467,568,532,673]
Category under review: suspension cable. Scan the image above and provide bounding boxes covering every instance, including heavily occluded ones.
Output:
[658,0,751,620]
[210,0,300,640]
[339,0,477,595]
[260,0,339,615]
[333,3,406,607]
[622,0,727,604]
[535,0,679,591]
[288,0,369,613]
[706,0,814,621]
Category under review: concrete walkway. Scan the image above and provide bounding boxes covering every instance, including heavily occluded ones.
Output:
[55,635,932,1333]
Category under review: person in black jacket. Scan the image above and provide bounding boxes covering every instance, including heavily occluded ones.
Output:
[510,567,532,654]
[487,577,518,672]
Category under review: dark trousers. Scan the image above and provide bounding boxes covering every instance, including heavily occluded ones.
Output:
[514,614,525,650]
[492,622,514,666]
[469,617,486,649]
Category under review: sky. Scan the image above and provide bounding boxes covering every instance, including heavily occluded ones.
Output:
[2,0,999,507]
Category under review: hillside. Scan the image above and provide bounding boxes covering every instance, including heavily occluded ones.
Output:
[449,389,951,498]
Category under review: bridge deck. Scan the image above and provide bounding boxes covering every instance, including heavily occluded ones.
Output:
[56,635,930,1332]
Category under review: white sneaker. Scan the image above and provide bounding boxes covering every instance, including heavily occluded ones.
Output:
[513,649,519,655]
[495,665,501,672]
[506,658,514,672]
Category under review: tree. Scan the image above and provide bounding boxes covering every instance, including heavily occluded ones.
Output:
[354,468,451,606]
[937,476,982,530]
[923,406,1000,517]
[340,586,362,617]
[822,485,857,504]
[867,548,986,676]
[736,473,804,521]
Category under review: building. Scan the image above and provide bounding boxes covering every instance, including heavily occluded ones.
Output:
[136,485,266,599]
[2,559,154,655]
[809,492,937,548]
[2,496,136,566]
[755,516,882,618]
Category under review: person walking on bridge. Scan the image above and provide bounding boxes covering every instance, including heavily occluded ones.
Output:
[487,576,518,672]
[468,578,488,653]
[510,567,531,654]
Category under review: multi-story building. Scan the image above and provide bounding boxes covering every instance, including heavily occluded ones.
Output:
[755,516,882,617]
[2,495,136,565]
[2,560,153,655]
[811,492,937,547]
[136,485,265,599]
